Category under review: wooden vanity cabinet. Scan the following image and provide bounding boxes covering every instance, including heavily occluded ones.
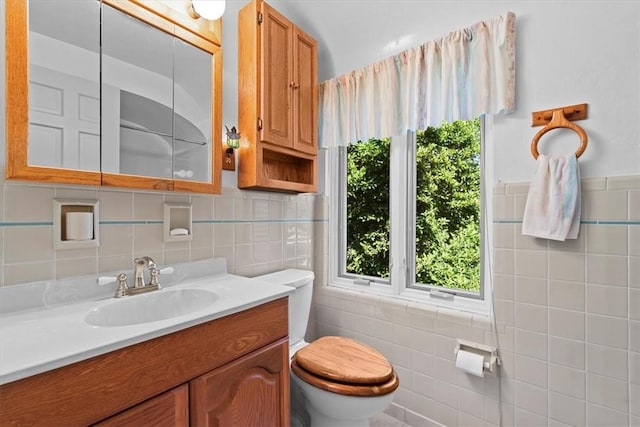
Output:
[92,385,189,427]
[0,298,289,427]
[238,0,318,193]
[190,340,290,426]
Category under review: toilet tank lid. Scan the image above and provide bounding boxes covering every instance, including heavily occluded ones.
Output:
[255,269,314,289]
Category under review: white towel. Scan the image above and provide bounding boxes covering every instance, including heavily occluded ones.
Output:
[522,154,581,241]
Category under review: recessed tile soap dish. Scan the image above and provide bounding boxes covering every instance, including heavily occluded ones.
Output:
[164,202,193,242]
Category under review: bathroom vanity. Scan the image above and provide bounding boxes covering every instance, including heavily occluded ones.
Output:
[0,260,293,426]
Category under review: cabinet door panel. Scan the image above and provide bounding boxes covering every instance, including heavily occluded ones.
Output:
[292,28,318,155]
[190,339,290,427]
[260,3,293,148]
[92,384,188,427]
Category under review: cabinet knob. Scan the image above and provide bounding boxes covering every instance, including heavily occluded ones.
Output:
[290,81,299,89]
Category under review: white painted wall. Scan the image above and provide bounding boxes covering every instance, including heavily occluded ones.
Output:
[220,0,640,184]
[3,1,637,184]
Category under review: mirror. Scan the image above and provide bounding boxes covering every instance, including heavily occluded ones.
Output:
[6,0,221,193]
[28,0,101,171]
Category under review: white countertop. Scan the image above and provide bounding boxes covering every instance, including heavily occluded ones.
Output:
[0,259,294,385]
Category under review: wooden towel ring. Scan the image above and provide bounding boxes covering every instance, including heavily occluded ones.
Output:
[530,109,588,159]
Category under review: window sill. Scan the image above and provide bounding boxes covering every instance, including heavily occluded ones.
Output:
[324,280,492,325]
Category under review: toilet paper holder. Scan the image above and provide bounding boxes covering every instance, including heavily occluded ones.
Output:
[453,339,500,374]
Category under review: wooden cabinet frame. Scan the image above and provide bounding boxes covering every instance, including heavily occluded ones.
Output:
[5,0,223,194]
[0,298,289,426]
[238,0,318,193]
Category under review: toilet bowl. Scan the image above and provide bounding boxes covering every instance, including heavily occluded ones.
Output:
[255,269,398,427]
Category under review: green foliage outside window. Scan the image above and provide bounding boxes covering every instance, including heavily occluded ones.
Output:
[346,119,481,292]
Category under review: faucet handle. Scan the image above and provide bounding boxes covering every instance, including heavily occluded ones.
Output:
[114,273,129,298]
[97,276,118,286]
[148,265,157,284]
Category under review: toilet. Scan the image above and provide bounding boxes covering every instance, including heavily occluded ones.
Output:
[256,269,399,427]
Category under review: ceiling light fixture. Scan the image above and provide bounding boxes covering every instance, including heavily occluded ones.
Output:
[190,0,226,21]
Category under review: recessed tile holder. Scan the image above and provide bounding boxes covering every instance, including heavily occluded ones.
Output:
[454,339,500,374]
[54,199,100,250]
[164,202,193,242]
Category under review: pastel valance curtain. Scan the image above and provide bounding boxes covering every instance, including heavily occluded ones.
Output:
[318,12,515,148]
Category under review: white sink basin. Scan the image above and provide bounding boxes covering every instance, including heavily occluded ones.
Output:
[85,288,218,327]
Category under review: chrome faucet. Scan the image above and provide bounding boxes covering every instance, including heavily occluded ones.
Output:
[113,256,161,297]
[134,256,157,288]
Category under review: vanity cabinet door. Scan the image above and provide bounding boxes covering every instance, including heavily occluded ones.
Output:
[92,384,189,427]
[190,339,290,427]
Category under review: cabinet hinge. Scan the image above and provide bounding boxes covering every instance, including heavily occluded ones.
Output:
[257,12,263,24]
[257,118,263,130]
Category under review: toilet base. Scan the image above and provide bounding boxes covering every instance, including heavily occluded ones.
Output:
[292,371,395,427]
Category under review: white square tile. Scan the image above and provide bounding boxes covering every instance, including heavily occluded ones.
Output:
[457,388,485,420]
[514,354,547,388]
[583,191,627,221]
[549,362,586,399]
[587,403,629,426]
[586,283,628,318]
[631,321,640,352]
[587,373,629,413]
[515,381,548,416]
[494,223,515,249]
[494,274,514,300]
[411,372,433,398]
[494,249,514,275]
[630,351,640,384]
[586,314,628,349]
[631,257,640,288]
[630,190,640,220]
[587,343,628,381]
[514,303,547,334]
[548,308,585,341]
[586,254,628,287]
[549,280,585,311]
[99,190,133,221]
[4,261,54,285]
[133,193,163,221]
[5,185,54,221]
[515,329,547,361]
[514,276,547,305]
[549,391,586,427]
[548,251,585,282]
[514,250,547,279]
[631,229,640,256]
[585,225,628,255]
[549,336,585,369]
[4,227,54,263]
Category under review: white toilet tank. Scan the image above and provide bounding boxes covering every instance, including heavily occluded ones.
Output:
[255,269,314,350]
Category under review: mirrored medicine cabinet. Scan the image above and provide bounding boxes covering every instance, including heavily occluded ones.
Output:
[5,0,222,193]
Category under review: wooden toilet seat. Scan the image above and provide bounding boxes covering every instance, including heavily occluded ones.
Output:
[291,336,399,397]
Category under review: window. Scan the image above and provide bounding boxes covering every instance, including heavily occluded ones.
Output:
[329,118,490,313]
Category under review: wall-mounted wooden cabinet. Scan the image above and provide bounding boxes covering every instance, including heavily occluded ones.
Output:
[238,0,318,193]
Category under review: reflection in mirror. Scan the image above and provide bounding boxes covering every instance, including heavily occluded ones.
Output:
[101,4,174,179]
[101,4,213,182]
[174,38,213,183]
[28,0,100,171]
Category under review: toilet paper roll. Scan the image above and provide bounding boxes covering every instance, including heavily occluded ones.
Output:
[455,349,485,378]
[66,212,94,241]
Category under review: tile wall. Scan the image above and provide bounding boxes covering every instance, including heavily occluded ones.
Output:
[312,175,639,427]
[0,180,323,287]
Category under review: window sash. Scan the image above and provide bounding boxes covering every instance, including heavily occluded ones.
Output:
[330,118,492,315]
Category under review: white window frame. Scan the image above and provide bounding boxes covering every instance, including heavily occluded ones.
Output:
[327,117,494,315]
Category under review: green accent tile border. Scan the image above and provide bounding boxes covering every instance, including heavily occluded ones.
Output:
[0,219,328,227]
[494,220,640,225]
